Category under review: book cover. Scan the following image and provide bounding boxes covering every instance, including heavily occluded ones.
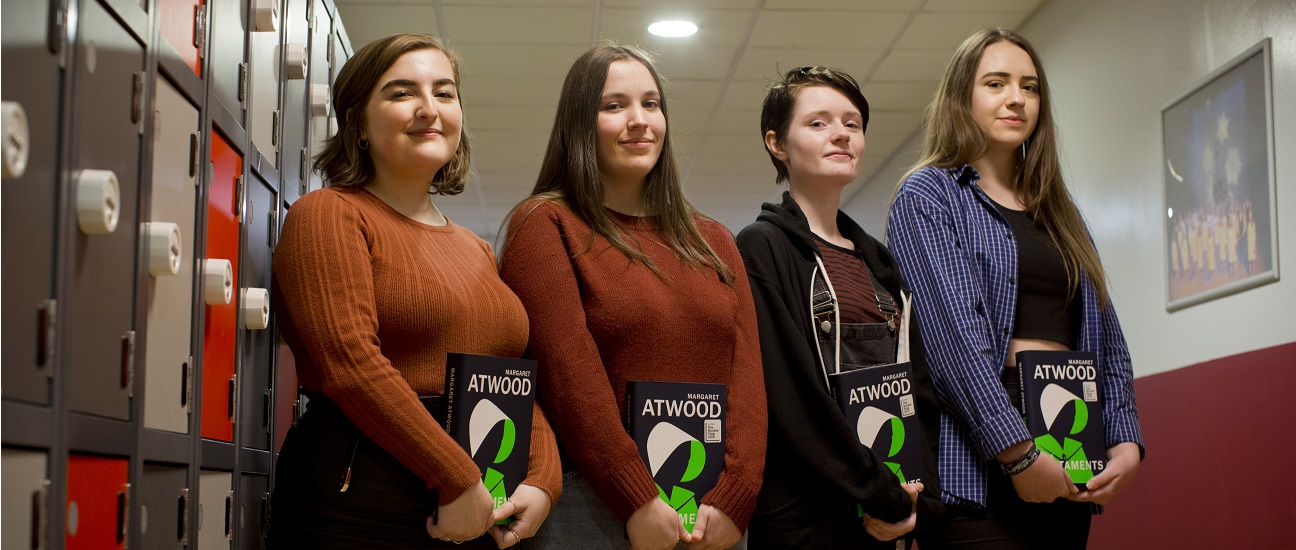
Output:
[625,381,726,535]
[1016,350,1105,486]
[828,362,926,493]
[444,353,536,524]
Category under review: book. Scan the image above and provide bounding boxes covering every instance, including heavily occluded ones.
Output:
[625,380,726,535]
[1015,350,1105,486]
[828,362,926,518]
[444,353,536,525]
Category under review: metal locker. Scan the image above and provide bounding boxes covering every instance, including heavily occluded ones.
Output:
[2,448,49,549]
[278,0,311,205]
[138,464,189,549]
[202,130,242,442]
[158,0,204,77]
[196,470,232,550]
[236,473,269,549]
[330,24,350,84]
[1,0,61,404]
[208,0,247,116]
[272,343,299,454]
[143,76,201,435]
[247,0,282,165]
[65,0,145,421]
[304,0,332,194]
[65,453,130,550]
[238,175,277,451]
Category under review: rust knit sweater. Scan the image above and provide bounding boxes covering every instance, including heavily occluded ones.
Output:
[272,186,561,505]
[499,199,767,530]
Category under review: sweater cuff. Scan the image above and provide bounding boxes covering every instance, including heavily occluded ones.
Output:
[699,471,760,532]
[603,464,663,524]
[521,456,563,505]
[434,453,487,506]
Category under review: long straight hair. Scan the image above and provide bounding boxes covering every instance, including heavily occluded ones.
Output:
[504,43,733,284]
[899,27,1108,305]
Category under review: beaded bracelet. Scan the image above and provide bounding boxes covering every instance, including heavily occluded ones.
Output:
[1000,445,1041,477]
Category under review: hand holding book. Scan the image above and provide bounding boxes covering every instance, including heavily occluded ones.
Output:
[627,497,694,550]
[425,481,494,543]
[1066,441,1141,505]
[863,481,923,542]
[684,504,740,550]
[486,483,552,548]
[1005,448,1077,503]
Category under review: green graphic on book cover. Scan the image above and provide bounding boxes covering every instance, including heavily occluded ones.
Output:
[855,406,908,518]
[1036,384,1095,484]
[647,422,707,533]
[470,399,518,525]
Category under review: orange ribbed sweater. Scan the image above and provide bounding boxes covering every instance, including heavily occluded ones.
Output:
[272,186,561,504]
[499,199,767,530]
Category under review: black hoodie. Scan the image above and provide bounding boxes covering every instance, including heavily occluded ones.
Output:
[736,193,943,545]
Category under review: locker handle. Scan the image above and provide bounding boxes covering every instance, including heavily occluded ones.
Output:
[228,376,237,420]
[224,492,234,539]
[121,332,136,393]
[180,359,190,409]
[116,489,129,544]
[235,175,245,220]
[36,300,56,369]
[189,133,199,178]
[178,488,190,545]
[31,480,49,550]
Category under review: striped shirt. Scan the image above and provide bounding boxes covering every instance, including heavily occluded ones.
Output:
[886,165,1144,508]
[815,236,893,325]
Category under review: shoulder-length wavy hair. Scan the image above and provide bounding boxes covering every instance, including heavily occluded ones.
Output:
[900,27,1109,305]
[504,43,733,284]
[313,33,471,195]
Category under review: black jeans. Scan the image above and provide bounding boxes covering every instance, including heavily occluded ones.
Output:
[267,396,495,550]
[921,470,1090,550]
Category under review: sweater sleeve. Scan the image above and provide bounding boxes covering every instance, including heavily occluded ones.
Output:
[886,179,1032,462]
[498,202,660,523]
[735,225,912,523]
[272,191,481,504]
[697,223,768,532]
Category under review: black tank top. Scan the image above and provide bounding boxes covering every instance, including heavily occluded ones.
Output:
[993,201,1079,349]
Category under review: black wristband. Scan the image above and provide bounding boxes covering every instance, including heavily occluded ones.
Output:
[1000,445,1041,477]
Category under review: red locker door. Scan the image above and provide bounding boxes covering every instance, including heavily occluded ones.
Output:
[65,454,129,550]
[158,0,204,76]
[273,344,299,453]
[202,130,241,442]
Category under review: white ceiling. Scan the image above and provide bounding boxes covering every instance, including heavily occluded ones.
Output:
[334,0,1045,239]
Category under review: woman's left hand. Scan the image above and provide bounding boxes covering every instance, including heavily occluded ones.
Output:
[487,484,553,549]
[1067,442,1141,505]
[683,505,740,550]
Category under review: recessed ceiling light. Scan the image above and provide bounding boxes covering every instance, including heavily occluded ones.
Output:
[648,20,698,38]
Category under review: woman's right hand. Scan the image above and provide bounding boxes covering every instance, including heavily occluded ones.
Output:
[863,481,922,541]
[426,482,495,543]
[1009,452,1077,503]
[626,498,690,550]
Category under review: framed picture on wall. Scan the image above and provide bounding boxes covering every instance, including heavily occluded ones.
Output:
[1162,38,1278,312]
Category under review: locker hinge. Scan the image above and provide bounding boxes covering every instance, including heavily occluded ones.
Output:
[270,110,280,147]
[50,0,69,66]
[238,62,249,106]
[194,4,207,51]
[32,479,50,550]
[224,490,235,540]
[121,331,136,397]
[36,300,57,373]
[261,495,270,533]
[131,71,145,125]
[179,487,191,546]
[189,133,200,180]
[263,389,273,432]
[299,147,308,194]
[306,1,314,30]
[268,202,279,248]
[116,484,131,544]
[227,374,238,422]
[182,355,194,413]
[234,174,246,220]
[327,36,335,71]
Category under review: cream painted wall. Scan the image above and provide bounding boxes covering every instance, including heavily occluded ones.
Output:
[845,0,1296,377]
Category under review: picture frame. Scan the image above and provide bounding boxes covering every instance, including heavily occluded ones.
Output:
[1162,38,1278,311]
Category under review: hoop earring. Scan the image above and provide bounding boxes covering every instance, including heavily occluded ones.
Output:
[358,138,369,150]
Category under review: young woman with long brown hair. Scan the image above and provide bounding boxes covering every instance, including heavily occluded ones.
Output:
[886,28,1144,548]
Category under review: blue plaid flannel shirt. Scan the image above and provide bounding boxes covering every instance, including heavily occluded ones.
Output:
[886,165,1144,508]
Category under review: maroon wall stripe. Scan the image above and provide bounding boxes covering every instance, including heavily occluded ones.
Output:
[1088,341,1296,548]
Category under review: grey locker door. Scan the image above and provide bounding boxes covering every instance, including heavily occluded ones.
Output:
[1,0,61,404]
[237,175,276,451]
[138,464,189,549]
[209,0,248,117]
[65,0,146,420]
[143,76,200,434]
[196,470,232,550]
[279,0,310,205]
[247,12,281,165]
[304,0,332,194]
[235,473,268,550]
[2,448,49,550]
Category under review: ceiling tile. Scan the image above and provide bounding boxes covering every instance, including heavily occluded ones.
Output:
[648,44,743,80]
[598,8,755,48]
[924,0,1045,13]
[603,0,761,8]
[690,153,774,177]
[870,49,953,82]
[732,47,884,83]
[662,79,724,112]
[893,11,1032,51]
[450,43,588,77]
[463,76,565,106]
[333,4,439,46]
[468,106,557,132]
[863,81,936,112]
[868,110,926,134]
[762,0,921,10]
[442,5,592,45]
[699,132,766,157]
[707,107,762,134]
[749,10,910,49]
